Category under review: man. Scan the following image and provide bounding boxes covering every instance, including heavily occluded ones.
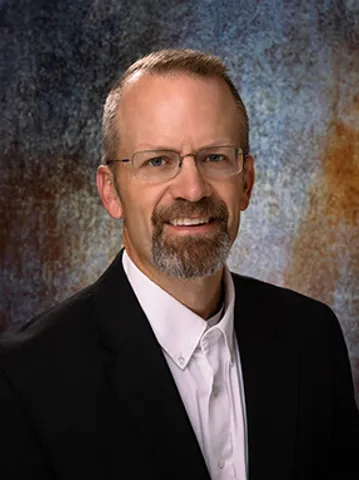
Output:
[0,49,358,480]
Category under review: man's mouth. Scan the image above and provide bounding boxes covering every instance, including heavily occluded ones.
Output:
[167,217,213,227]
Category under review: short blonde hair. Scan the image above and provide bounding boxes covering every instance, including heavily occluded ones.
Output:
[102,49,249,165]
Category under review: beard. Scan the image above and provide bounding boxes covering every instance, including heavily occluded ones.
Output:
[151,197,232,279]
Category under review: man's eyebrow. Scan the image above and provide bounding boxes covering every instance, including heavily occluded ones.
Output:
[199,140,236,148]
[135,145,176,151]
[134,140,237,151]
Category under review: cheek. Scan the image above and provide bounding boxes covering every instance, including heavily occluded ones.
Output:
[216,180,241,214]
[123,198,150,227]
[121,183,163,229]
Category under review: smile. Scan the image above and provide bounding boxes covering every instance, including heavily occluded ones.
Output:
[168,217,211,226]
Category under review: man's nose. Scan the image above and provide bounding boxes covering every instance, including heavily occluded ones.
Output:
[169,155,212,202]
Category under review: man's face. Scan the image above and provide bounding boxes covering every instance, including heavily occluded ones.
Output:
[98,72,254,280]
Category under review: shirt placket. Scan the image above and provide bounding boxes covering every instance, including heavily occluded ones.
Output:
[202,328,236,479]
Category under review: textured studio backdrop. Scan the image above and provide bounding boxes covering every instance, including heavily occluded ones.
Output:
[1,0,358,403]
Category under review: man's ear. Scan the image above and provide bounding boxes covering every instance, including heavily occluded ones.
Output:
[96,165,123,219]
[239,155,255,211]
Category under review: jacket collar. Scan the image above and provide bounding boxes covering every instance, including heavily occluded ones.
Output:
[92,249,146,352]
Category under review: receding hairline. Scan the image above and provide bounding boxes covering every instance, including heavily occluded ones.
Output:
[116,71,247,155]
[102,49,249,166]
[119,49,232,82]
[120,68,233,93]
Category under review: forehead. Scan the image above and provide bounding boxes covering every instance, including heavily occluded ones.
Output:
[116,72,242,149]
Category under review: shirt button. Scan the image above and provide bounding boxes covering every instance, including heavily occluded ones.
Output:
[212,386,219,397]
[218,458,225,469]
[178,356,185,365]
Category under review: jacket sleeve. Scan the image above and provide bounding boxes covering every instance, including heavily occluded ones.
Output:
[0,367,53,479]
[327,307,359,478]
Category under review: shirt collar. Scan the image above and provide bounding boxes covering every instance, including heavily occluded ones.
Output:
[122,250,236,369]
[204,266,236,363]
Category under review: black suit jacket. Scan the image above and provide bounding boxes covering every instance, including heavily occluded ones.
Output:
[1,251,358,479]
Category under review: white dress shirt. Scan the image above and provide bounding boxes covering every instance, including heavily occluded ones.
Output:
[122,250,248,479]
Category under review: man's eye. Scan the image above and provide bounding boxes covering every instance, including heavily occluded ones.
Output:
[204,154,224,163]
[147,156,167,167]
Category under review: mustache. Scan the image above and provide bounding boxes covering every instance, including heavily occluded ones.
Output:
[151,197,229,225]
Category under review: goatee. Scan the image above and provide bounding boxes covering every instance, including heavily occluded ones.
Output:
[151,197,231,279]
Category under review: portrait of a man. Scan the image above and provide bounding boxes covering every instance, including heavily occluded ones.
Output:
[1,48,358,480]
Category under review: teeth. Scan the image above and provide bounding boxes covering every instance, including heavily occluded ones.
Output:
[170,218,209,226]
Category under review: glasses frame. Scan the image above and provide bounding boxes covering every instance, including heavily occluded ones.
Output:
[106,145,248,181]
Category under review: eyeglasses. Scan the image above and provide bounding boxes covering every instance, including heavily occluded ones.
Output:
[106,145,246,183]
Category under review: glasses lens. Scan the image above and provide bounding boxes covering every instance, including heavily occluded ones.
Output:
[133,150,179,181]
[197,146,242,177]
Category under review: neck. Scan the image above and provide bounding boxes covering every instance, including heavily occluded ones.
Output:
[124,247,224,320]
[152,269,225,320]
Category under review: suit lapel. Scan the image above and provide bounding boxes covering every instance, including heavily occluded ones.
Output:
[93,251,210,480]
[233,275,299,480]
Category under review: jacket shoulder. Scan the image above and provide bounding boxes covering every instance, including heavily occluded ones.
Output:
[231,272,339,338]
[232,272,332,311]
[0,281,105,409]
[0,283,96,357]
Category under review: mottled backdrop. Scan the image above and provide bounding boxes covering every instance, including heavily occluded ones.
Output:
[1,0,358,403]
